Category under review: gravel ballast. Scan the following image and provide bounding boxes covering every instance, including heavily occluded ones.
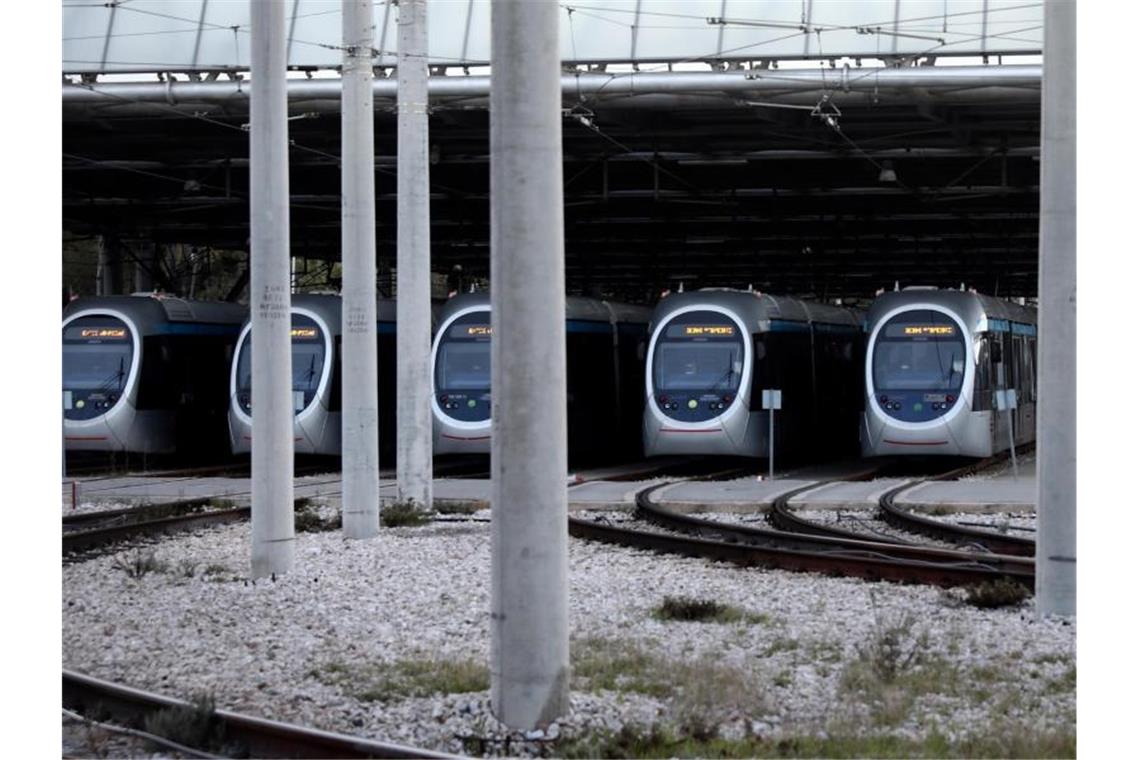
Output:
[63,500,1075,757]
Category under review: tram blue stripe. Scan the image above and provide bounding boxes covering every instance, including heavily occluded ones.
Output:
[156,323,242,336]
[566,319,613,334]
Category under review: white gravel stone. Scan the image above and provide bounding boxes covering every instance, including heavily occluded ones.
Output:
[63,496,1074,757]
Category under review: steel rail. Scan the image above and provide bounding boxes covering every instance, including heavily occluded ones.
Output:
[768,454,1022,546]
[631,482,1032,580]
[63,505,252,557]
[63,496,240,531]
[571,496,1031,588]
[878,480,1036,556]
[874,445,1037,556]
[63,670,458,759]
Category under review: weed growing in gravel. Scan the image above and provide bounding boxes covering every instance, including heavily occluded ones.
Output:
[761,636,800,657]
[571,636,769,737]
[381,499,433,527]
[963,577,1031,609]
[294,499,340,533]
[1046,664,1077,694]
[571,637,672,698]
[175,558,198,578]
[314,656,488,701]
[143,693,231,755]
[112,550,167,579]
[556,721,1074,759]
[652,595,767,624]
[435,499,486,515]
[859,600,930,682]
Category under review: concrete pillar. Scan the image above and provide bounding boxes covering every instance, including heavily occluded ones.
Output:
[341,0,381,539]
[134,241,155,293]
[249,0,295,579]
[395,0,433,510]
[1035,0,1076,618]
[96,235,121,295]
[489,0,570,729]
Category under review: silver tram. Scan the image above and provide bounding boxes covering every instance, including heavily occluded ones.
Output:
[643,289,863,460]
[861,288,1037,458]
[431,292,651,464]
[63,294,246,457]
[228,294,399,457]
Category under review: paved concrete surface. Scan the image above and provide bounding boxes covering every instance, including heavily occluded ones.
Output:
[650,477,813,513]
[64,458,1038,514]
[788,479,910,510]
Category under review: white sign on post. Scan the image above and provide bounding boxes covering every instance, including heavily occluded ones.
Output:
[995,388,1020,479]
[761,389,781,480]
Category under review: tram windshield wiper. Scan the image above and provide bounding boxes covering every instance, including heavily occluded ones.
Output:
[98,357,126,394]
[700,355,737,395]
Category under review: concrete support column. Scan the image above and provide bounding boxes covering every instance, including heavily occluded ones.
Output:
[489,0,570,729]
[96,235,121,295]
[249,0,295,579]
[134,241,155,293]
[395,0,433,510]
[1035,0,1076,618]
[341,0,381,539]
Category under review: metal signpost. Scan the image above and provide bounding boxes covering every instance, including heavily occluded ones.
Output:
[761,389,782,480]
[995,387,1019,479]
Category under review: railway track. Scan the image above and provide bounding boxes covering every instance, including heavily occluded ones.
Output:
[565,453,1035,587]
[63,670,457,759]
[626,481,1032,586]
[768,450,1036,556]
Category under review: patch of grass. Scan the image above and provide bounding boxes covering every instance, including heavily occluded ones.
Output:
[175,558,198,578]
[112,550,167,579]
[314,657,488,702]
[142,693,231,755]
[572,637,674,698]
[858,604,929,683]
[434,499,486,515]
[964,577,1032,609]
[293,498,340,532]
[555,723,1075,759]
[1046,664,1077,694]
[762,636,800,657]
[571,636,770,737]
[381,499,433,527]
[836,599,941,726]
[652,595,767,624]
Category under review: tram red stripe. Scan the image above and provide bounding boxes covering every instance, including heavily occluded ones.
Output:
[883,439,949,446]
[442,434,491,441]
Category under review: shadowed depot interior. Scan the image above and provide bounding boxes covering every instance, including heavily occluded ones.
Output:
[62,62,1041,306]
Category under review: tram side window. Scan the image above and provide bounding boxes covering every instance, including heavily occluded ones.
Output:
[1011,334,1023,400]
[1027,337,1038,401]
[973,337,992,411]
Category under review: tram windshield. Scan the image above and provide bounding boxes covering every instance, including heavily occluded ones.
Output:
[654,342,742,392]
[872,310,965,392]
[63,315,134,419]
[435,313,492,393]
[652,311,744,394]
[234,314,326,414]
[437,341,490,391]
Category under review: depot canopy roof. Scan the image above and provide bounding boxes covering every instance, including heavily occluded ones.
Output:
[63,0,1042,75]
